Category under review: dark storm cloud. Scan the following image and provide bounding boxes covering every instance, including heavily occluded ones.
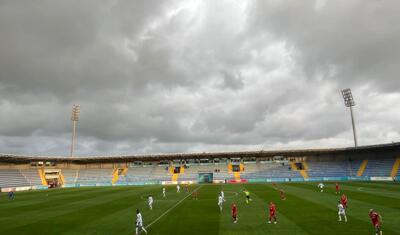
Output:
[0,0,399,156]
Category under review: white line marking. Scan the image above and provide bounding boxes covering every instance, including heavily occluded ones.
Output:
[145,186,203,229]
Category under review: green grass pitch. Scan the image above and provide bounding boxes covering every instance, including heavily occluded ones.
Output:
[1,182,399,234]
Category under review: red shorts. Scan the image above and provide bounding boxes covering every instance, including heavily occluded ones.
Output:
[269,213,276,217]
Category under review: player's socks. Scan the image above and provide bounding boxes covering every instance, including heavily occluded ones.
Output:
[142,228,147,234]
[136,228,138,235]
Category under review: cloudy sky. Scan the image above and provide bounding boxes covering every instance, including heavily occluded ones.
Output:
[0,0,399,156]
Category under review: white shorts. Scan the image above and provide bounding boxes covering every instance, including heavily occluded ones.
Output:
[218,202,223,206]
[338,211,346,216]
[136,222,143,228]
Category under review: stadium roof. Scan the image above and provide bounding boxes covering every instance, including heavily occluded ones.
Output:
[1,142,399,164]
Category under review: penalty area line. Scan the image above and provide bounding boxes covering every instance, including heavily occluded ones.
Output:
[145,185,203,229]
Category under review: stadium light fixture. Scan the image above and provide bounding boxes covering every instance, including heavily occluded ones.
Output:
[341,89,358,147]
[70,104,80,157]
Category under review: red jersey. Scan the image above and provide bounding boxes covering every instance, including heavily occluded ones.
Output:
[369,212,380,226]
[336,183,339,190]
[231,205,237,216]
[269,204,276,215]
[341,195,347,204]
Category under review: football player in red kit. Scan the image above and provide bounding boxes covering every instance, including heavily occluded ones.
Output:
[369,209,383,235]
[231,202,238,223]
[335,182,340,194]
[268,202,277,224]
[341,194,348,209]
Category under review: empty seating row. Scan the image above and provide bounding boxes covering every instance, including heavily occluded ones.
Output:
[75,169,113,184]
[20,169,42,185]
[0,169,30,188]
[363,159,395,177]
[307,161,356,177]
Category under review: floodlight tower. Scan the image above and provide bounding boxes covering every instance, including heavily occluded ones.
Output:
[341,89,358,147]
[70,104,80,157]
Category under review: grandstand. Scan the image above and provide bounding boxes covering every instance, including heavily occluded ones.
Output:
[0,142,399,190]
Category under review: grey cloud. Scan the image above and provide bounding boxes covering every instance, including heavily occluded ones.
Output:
[219,71,244,90]
[248,0,400,92]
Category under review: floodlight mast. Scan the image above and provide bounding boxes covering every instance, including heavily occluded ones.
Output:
[70,104,80,157]
[341,89,358,147]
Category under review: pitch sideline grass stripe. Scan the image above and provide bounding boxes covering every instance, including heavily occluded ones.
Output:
[145,185,203,229]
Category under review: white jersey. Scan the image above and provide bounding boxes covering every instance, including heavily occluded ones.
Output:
[218,195,223,205]
[148,196,153,204]
[318,183,324,189]
[221,191,225,199]
[177,185,180,192]
[163,188,166,193]
[338,204,345,214]
[136,213,143,227]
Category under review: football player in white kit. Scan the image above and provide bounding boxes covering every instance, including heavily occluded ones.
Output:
[218,194,224,212]
[221,190,225,202]
[135,209,148,234]
[162,187,166,198]
[176,184,180,193]
[338,201,348,222]
[318,183,325,192]
[148,195,154,210]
